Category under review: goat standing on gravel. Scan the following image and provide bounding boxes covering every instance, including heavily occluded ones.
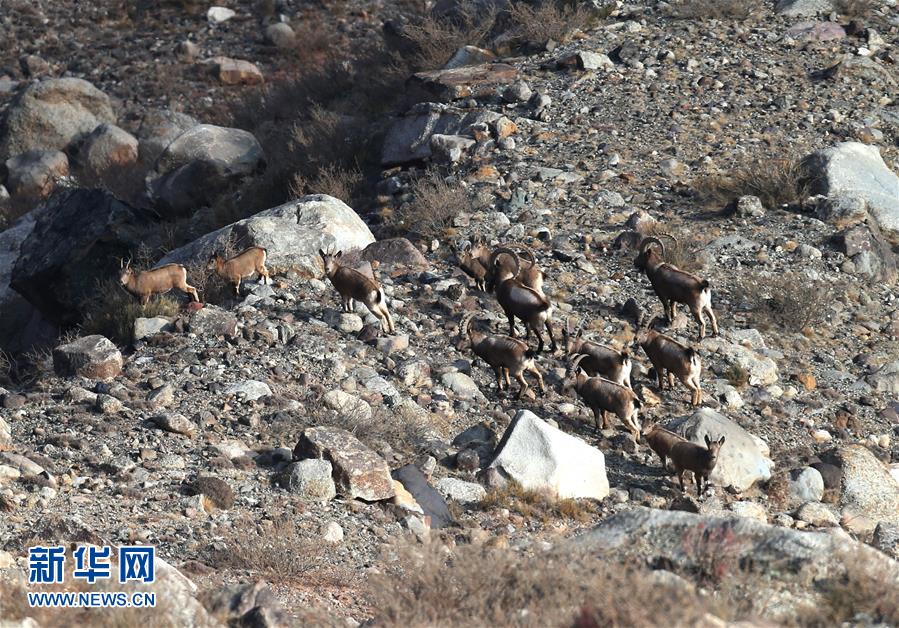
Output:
[561,354,642,443]
[119,258,199,306]
[634,235,719,339]
[669,434,725,495]
[461,312,545,399]
[636,326,703,406]
[490,247,556,353]
[319,248,395,334]
[562,316,632,389]
[207,246,270,295]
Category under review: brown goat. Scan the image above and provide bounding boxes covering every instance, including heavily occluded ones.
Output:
[207,246,270,295]
[634,235,719,339]
[669,434,725,495]
[119,259,199,306]
[319,249,395,333]
[461,312,545,399]
[642,423,687,469]
[637,327,702,406]
[490,247,556,353]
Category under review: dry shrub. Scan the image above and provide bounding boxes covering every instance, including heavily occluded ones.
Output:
[814,549,899,625]
[480,481,600,523]
[289,163,363,205]
[393,169,473,239]
[734,271,832,332]
[369,544,727,626]
[643,225,703,273]
[669,0,762,20]
[80,278,181,345]
[509,0,599,45]
[403,2,498,70]
[204,516,342,584]
[833,0,871,18]
[723,364,750,388]
[183,236,240,307]
[694,157,808,211]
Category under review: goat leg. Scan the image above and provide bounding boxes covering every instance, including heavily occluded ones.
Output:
[707,307,719,337]
[515,373,529,399]
[545,320,557,352]
[529,365,545,395]
[507,314,517,338]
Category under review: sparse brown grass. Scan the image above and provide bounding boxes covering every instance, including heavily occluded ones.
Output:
[204,516,339,584]
[479,481,600,524]
[815,549,899,625]
[693,157,808,211]
[289,163,363,205]
[670,0,762,20]
[734,271,832,333]
[369,544,727,626]
[509,0,600,46]
[80,277,181,345]
[392,169,473,239]
[402,2,498,71]
[833,0,871,19]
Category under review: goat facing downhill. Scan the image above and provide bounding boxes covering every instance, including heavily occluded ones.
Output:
[461,312,545,399]
[634,235,719,340]
[319,249,395,334]
[561,354,642,443]
[668,434,725,495]
[207,246,270,295]
[490,247,557,353]
[562,316,632,389]
[119,258,199,306]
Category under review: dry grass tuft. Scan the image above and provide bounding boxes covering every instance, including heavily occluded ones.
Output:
[80,278,181,345]
[402,2,498,70]
[369,544,726,626]
[509,0,600,45]
[479,481,600,523]
[289,163,363,205]
[693,157,808,211]
[733,271,832,332]
[833,0,872,18]
[669,0,763,20]
[392,169,473,239]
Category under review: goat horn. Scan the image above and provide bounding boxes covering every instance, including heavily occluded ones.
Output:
[489,246,520,277]
[459,312,476,338]
[514,245,537,269]
[656,232,678,245]
[639,236,665,256]
[569,353,589,373]
[576,314,588,336]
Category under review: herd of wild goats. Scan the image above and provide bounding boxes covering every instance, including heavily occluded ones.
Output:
[116,235,726,494]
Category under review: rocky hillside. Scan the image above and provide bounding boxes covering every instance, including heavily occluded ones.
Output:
[2,0,899,626]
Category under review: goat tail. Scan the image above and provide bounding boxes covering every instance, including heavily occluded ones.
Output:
[700,279,710,290]
[525,348,537,359]
[620,350,630,364]
[687,348,700,366]
[374,287,384,304]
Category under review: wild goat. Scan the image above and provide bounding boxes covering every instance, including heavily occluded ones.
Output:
[207,246,270,295]
[452,241,489,291]
[453,237,545,293]
[562,317,631,388]
[561,354,642,443]
[490,247,556,353]
[669,434,725,495]
[460,312,545,399]
[642,423,687,469]
[319,249,395,333]
[637,327,702,406]
[634,235,719,339]
[119,258,199,306]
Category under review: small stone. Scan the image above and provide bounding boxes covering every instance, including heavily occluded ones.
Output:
[207,6,235,23]
[133,317,172,341]
[441,372,481,399]
[502,81,532,103]
[147,384,175,410]
[436,477,487,504]
[210,57,264,85]
[796,501,839,527]
[322,521,344,543]
[278,459,337,501]
[265,23,296,49]
[186,476,235,509]
[734,195,765,217]
[153,413,196,437]
[95,394,122,415]
[224,380,272,402]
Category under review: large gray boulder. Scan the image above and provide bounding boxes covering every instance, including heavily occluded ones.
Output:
[4,149,69,200]
[804,142,899,243]
[136,109,198,167]
[146,124,265,217]
[821,445,899,535]
[666,408,773,492]
[159,195,375,278]
[52,335,122,380]
[0,210,55,352]
[573,507,899,622]
[10,189,160,328]
[705,333,779,386]
[489,409,610,500]
[293,427,395,501]
[0,78,116,161]
[381,102,500,166]
[76,123,139,179]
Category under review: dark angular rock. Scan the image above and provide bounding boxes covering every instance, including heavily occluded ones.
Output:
[391,464,455,529]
